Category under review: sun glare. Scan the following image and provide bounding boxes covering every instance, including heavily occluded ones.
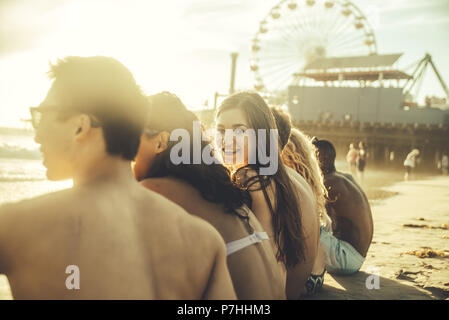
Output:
[0,0,228,128]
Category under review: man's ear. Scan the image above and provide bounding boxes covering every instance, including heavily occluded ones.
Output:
[155,131,170,154]
[73,114,94,141]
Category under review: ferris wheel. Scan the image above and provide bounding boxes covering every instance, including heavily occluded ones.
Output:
[250,0,377,93]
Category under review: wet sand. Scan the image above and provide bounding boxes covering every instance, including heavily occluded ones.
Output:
[1,172,448,300]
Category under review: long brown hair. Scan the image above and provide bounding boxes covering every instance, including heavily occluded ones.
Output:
[217,91,305,268]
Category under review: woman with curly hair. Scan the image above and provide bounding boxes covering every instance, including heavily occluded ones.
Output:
[283,129,330,226]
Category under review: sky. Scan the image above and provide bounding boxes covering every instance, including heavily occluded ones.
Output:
[0,0,448,128]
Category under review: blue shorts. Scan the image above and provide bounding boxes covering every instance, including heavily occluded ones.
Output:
[320,227,365,275]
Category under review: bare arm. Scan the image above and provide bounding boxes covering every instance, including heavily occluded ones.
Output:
[202,232,237,300]
[0,204,13,275]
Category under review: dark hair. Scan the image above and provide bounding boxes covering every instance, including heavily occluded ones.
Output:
[312,139,336,174]
[143,92,253,224]
[48,56,149,160]
[217,91,306,268]
[270,106,292,150]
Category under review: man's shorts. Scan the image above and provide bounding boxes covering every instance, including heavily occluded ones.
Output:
[320,227,365,275]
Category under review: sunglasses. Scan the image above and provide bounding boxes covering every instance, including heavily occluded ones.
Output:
[29,106,101,130]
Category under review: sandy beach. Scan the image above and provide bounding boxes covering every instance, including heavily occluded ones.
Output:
[309,175,449,300]
[1,173,448,300]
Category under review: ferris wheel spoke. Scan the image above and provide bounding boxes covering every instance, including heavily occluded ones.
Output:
[292,5,316,38]
[265,18,298,44]
[265,71,294,92]
[260,42,297,57]
[330,33,366,54]
[304,1,317,35]
[265,26,302,50]
[259,48,302,61]
[274,9,306,45]
[328,35,362,56]
[316,1,329,36]
[328,16,357,47]
[259,59,300,80]
[259,65,301,78]
[259,57,302,73]
[322,7,348,41]
[279,7,305,39]
[260,51,302,61]
[263,21,303,48]
[280,7,310,44]
[262,67,296,87]
[329,8,359,39]
[290,6,314,34]
[331,32,365,50]
[271,64,300,92]
[259,51,298,61]
[272,5,309,46]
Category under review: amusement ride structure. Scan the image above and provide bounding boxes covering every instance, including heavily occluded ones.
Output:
[247,0,449,169]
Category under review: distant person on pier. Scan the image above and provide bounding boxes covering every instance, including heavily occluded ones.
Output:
[356,141,368,185]
[403,149,420,181]
[441,153,448,176]
[346,143,358,178]
[312,138,373,275]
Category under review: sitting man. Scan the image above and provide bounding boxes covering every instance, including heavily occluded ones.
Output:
[312,138,373,275]
[0,56,236,299]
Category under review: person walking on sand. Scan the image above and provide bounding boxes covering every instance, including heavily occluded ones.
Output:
[441,153,448,176]
[0,56,236,299]
[404,149,420,181]
[312,138,373,275]
[346,143,358,178]
[356,141,367,185]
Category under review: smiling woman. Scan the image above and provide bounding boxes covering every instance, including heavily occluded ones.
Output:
[216,91,321,299]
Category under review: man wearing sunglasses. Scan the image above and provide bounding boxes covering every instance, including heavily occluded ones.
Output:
[0,56,236,299]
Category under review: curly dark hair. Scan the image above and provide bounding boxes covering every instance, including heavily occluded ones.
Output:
[312,138,337,174]
[142,92,253,225]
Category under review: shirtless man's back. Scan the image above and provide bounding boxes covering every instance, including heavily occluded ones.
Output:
[0,180,235,299]
[0,56,235,299]
[324,171,373,256]
[313,138,373,275]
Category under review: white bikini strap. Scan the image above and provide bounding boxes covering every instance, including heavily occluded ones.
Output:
[226,232,270,256]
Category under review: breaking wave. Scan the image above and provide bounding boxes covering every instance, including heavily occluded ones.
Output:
[0,143,41,160]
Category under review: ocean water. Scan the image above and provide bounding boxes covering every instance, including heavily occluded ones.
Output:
[0,129,71,205]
